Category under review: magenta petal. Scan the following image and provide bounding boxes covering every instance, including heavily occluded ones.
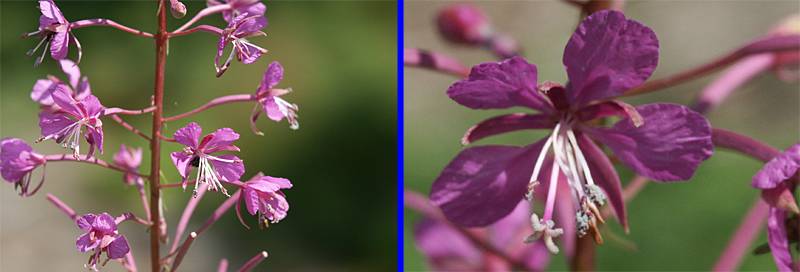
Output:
[236,43,263,64]
[563,10,658,106]
[413,218,482,271]
[106,235,130,259]
[31,79,60,105]
[447,57,553,112]
[80,94,105,117]
[93,213,117,234]
[209,155,245,182]
[248,176,292,193]
[174,122,202,148]
[170,152,192,179]
[576,100,643,127]
[76,233,98,252]
[76,214,96,231]
[261,61,284,90]
[87,127,104,155]
[585,103,713,181]
[58,59,81,89]
[577,133,628,230]
[430,141,545,227]
[39,111,75,140]
[50,31,70,60]
[243,188,259,215]
[39,0,66,26]
[752,143,800,189]
[462,113,556,145]
[488,200,530,248]
[51,87,81,117]
[262,97,285,121]
[520,240,552,271]
[204,128,240,153]
[767,208,794,271]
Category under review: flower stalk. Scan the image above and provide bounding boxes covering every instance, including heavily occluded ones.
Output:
[148,1,169,270]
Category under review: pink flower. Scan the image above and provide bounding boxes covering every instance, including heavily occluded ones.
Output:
[0,138,46,196]
[75,213,130,271]
[215,13,267,77]
[436,4,492,46]
[250,61,299,135]
[236,173,292,228]
[38,87,105,159]
[27,0,82,66]
[170,122,245,196]
[31,58,91,107]
[112,144,143,187]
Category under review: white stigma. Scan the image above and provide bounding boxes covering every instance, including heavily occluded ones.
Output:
[193,154,231,197]
[524,213,563,254]
[273,97,300,130]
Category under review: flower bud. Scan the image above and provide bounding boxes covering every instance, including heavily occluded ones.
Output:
[170,0,187,18]
[436,4,492,45]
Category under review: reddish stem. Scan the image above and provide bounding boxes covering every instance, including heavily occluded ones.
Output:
[169,183,209,256]
[149,2,168,271]
[169,25,224,38]
[46,193,77,220]
[106,106,156,115]
[173,4,231,33]
[163,94,255,122]
[110,115,152,141]
[70,18,154,38]
[237,251,269,272]
[44,154,143,176]
[403,48,470,77]
[217,259,229,272]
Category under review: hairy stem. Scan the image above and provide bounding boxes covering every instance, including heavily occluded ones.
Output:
[149,1,169,271]
[163,94,255,122]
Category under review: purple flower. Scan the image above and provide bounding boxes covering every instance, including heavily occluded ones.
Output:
[75,213,130,271]
[250,61,299,134]
[207,0,267,26]
[38,87,105,159]
[430,10,713,253]
[436,4,492,46]
[170,122,245,196]
[414,201,551,271]
[215,13,268,77]
[0,138,47,196]
[236,172,292,228]
[31,58,91,107]
[169,0,187,18]
[27,0,82,66]
[113,144,143,187]
[751,143,800,271]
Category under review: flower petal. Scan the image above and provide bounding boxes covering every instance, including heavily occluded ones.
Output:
[106,235,130,259]
[174,122,202,148]
[576,100,643,127]
[244,188,259,215]
[430,141,545,227]
[262,97,285,122]
[75,233,99,252]
[79,94,104,117]
[767,208,794,271]
[209,155,245,182]
[87,126,104,156]
[488,200,530,248]
[38,0,66,26]
[563,10,659,106]
[260,61,284,91]
[30,79,61,105]
[413,217,482,270]
[51,86,81,117]
[75,213,96,231]
[752,143,800,189]
[203,128,240,153]
[92,213,117,234]
[585,103,713,181]
[58,59,81,89]
[447,56,553,112]
[39,111,75,141]
[236,43,264,64]
[169,152,193,179]
[50,31,70,60]
[577,133,628,230]
[462,113,555,145]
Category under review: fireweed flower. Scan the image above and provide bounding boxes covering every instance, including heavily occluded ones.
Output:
[436,4,492,46]
[31,58,91,107]
[751,143,800,271]
[0,138,47,196]
[75,213,130,271]
[414,201,550,271]
[215,13,268,77]
[170,122,245,196]
[430,10,713,254]
[113,144,143,187]
[207,0,266,26]
[236,172,292,228]
[38,87,105,159]
[250,61,299,134]
[26,0,82,66]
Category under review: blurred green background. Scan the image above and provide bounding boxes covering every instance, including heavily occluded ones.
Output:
[405,1,798,271]
[1,1,396,271]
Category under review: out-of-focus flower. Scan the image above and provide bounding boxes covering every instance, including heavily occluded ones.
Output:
[26,0,82,66]
[38,88,105,159]
[436,4,492,46]
[169,0,187,18]
[75,213,130,271]
[170,122,245,196]
[414,201,551,271]
[215,13,268,77]
[112,144,143,187]
[31,59,91,107]
[0,138,47,196]
[250,61,299,135]
[751,143,800,271]
[431,10,713,254]
[236,172,292,228]
[208,0,266,26]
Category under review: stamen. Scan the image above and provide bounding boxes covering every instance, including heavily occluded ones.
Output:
[542,159,560,221]
[526,123,558,200]
[566,129,595,186]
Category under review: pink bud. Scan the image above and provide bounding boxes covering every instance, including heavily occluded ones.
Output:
[436,4,492,45]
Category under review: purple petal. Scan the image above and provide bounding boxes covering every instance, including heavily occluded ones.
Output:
[247,176,292,193]
[106,235,130,259]
[243,188,259,215]
[413,218,482,270]
[58,59,81,89]
[174,122,202,148]
[260,61,284,91]
[487,200,530,248]
[49,31,70,60]
[169,152,193,179]
[51,87,81,117]
[462,113,555,145]
[79,94,105,117]
[209,155,245,182]
[767,208,794,271]
[447,56,553,112]
[30,79,61,105]
[39,111,75,141]
[38,0,66,26]
[520,240,552,271]
[236,43,263,64]
[261,97,285,121]
[92,213,117,234]
[430,141,545,227]
[563,10,659,106]
[585,103,713,181]
[203,128,240,153]
[262,192,289,222]
[87,126,104,155]
[752,143,800,189]
[75,233,99,252]
[75,213,96,231]
[75,76,91,100]
[577,133,628,230]
[576,100,643,127]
